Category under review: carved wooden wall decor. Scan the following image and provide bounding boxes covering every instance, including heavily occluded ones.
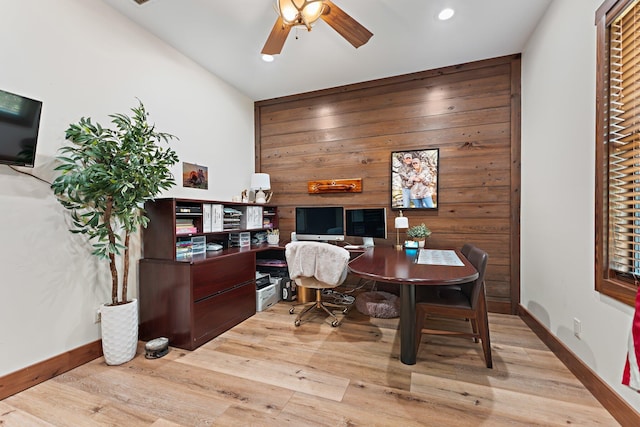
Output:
[307,178,362,194]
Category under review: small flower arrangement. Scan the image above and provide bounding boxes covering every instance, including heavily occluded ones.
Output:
[407,223,431,239]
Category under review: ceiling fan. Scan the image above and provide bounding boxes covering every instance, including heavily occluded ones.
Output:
[262,0,373,55]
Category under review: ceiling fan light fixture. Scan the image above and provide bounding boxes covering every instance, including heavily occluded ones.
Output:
[262,54,275,62]
[278,0,325,29]
[263,0,372,55]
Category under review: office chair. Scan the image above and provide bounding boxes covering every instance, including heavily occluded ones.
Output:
[285,241,351,327]
[415,245,492,368]
[461,243,473,258]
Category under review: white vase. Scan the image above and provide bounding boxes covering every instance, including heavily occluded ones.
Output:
[100,299,138,365]
[418,239,425,248]
[267,234,279,245]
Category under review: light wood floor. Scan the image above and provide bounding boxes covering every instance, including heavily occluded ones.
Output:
[1,291,620,426]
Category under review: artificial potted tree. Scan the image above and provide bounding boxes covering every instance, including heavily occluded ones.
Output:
[51,100,179,365]
[407,223,431,248]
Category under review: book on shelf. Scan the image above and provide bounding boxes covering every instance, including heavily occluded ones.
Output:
[176,226,198,235]
[176,218,197,234]
[242,205,263,230]
[202,204,224,232]
[176,204,202,214]
[176,240,193,259]
[203,204,212,233]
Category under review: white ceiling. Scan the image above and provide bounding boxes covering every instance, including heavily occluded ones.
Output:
[100,0,553,101]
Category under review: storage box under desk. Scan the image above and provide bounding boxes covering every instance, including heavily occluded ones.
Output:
[256,283,279,312]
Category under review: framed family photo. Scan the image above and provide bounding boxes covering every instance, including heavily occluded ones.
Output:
[390,148,439,210]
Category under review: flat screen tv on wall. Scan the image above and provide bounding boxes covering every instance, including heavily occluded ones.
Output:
[0,88,42,168]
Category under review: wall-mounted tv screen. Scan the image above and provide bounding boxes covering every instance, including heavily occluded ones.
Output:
[345,208,387,247]
[0,88,42,168]
[295,206,344,242]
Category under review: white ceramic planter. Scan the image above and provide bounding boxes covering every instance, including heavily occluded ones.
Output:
[100,299,138,365]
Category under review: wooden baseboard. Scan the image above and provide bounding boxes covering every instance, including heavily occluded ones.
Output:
[518,305,640,426]
[487,300,512,314]
[0,340,102,400]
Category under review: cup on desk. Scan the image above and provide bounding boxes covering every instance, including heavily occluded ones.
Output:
[267,234,279,245]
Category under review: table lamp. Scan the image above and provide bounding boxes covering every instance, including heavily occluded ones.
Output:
[250,173,271,204]
[394,210,409,250]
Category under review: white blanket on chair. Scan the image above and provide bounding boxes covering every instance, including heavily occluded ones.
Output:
[285,241,349,285]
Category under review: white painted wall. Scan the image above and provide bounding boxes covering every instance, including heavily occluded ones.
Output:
[0,0,254,375]
[522,0,640,409]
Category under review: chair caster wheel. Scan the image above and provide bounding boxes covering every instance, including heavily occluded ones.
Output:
[289,307,295,314]
[331,320,340,327]
[294,320,301,327]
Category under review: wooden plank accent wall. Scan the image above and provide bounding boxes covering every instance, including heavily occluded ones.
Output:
[255,55,521,314]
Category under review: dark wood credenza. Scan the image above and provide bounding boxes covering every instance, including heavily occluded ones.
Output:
[138,198,281,350]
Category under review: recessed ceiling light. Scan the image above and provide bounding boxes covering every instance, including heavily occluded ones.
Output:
[261,54,275,63]
[438,8,455,21]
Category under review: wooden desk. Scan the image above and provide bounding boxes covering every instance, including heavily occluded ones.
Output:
[348,246,478,365]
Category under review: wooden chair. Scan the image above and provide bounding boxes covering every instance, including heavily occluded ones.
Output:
[415,245,492,368]
[461,243,473,258]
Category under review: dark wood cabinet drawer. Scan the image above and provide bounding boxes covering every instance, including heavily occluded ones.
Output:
[192,281,256,345]
[192,252,256,301]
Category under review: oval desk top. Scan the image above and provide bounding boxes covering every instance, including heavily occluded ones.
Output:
[348,246,478,285]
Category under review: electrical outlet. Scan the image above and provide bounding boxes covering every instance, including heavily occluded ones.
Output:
[94,307,101,324]
[573,317,581,339]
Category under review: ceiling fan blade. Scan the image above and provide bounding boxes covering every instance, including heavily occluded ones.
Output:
[261,16,292,55]
[321,0,373,49]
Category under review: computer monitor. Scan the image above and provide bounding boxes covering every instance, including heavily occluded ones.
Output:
[345,208,387,247]
[295,206,345,242]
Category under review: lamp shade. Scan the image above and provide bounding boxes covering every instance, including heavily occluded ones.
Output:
[395,216,409,229]
[278,0,324,27]
[250,173,271,190]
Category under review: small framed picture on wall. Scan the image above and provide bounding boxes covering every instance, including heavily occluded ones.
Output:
[182,162,208,190]
[390,148,439,210]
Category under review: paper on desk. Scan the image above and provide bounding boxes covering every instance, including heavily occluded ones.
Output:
[416,249,465,266]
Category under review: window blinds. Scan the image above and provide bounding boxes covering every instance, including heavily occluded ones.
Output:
[609,0,640,274]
